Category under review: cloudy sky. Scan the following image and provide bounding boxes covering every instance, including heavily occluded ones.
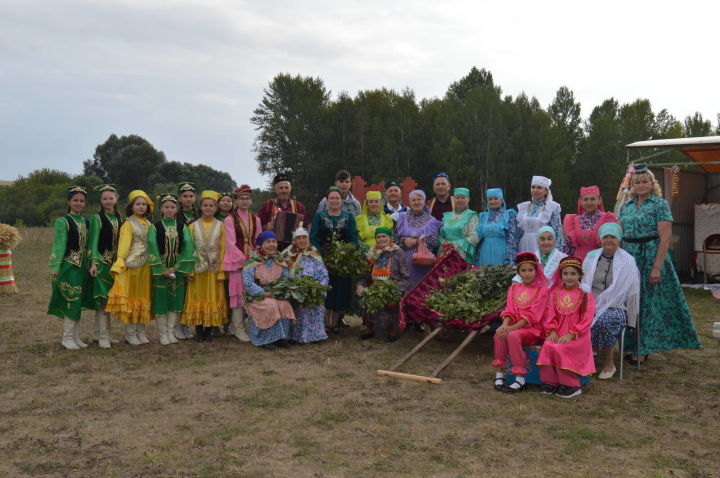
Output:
[1,0,717,188]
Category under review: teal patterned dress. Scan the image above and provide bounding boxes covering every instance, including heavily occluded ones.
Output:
[618,195,701,355]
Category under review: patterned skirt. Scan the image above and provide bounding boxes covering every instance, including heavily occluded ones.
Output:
[591,308,627,348]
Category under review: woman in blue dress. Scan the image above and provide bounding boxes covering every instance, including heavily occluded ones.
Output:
[617,166,700,362]
[282,226,329,344]
[475,188,519,266]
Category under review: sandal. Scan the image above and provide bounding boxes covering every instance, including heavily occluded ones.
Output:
[501,381,527,394]
[493,378,505,391]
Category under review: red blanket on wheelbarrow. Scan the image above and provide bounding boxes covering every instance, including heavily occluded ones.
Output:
[399,249,502,333]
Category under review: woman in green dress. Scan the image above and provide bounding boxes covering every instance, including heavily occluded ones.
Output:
[48,186,92,350]
[617,166,701,362]
[151,194,197,345]
[88,184,123,349]
[438,188,479,264]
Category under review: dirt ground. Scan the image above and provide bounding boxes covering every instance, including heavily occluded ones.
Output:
[1,228,718,477]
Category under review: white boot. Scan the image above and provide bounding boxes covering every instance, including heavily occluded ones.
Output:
[166,312,179,344]
[73,320,88,348]
[231,308,250,342]
[95,310,111,349]
[174,321,193,340]
[125,323,142,346]
[62,318,80,350]
[156,316,170,345]
[106,313,119,344]
[136,323,150,344]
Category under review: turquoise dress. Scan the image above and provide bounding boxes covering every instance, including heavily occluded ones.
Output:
[438,209,479,264]
[618,195,701,355]
[475,208,518,266]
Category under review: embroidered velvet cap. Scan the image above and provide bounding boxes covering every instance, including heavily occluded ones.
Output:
[177,182,197,193]
[158,193,178,204]
[385,180,401,190]
[432,171,449,181]
[95,184,117,197]
[273,173,291,185]
[233,184,253,198]
[200,190,221,202]
[66,185,88,199]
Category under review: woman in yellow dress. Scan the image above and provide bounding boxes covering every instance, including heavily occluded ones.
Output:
[355,190,394,252]
[182,190,228,342]
[106,190,162,345]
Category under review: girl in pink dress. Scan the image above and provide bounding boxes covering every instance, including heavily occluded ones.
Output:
[562,186,617,260]
[223,185,261,342]
[537,256,596,398]
[493,251,549,393]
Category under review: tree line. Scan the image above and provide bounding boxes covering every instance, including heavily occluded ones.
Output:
[252,67,718,214]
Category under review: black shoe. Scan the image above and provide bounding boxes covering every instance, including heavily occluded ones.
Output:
[413,322,425,332]
[339,316,350,328]
[360,332,375,341]
[288,339,299,345]
[386,335,398,343]
[540,383,557,395]
[204,327,213,342]
[493,378,505,391]
[260,343,277,351]
[501,381,527,394]
[554,385,582,398]
[195,325,205,342]
[276,339,290,349]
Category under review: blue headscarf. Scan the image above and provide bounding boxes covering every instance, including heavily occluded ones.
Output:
[485,188,506,212]
[536,225,556,240]
[598,222,623,242]
[255,231,277,247]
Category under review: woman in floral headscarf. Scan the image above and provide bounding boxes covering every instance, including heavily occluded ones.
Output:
[563,185,617,260]
[395,189,442,286]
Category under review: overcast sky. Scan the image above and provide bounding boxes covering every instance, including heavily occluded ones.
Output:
[1,0,718,188]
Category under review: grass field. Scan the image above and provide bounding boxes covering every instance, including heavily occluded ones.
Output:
[1,228,718,477]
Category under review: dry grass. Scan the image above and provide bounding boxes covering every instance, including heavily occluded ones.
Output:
[1,227,718,477]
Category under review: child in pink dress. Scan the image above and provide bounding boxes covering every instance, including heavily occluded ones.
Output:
[493,251,549,393]
[537,256,596,398]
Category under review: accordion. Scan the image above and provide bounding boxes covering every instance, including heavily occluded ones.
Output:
[273,211,304,244]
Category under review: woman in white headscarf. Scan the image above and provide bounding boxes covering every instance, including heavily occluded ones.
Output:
[582,222,640,379]
[515,176,563,253]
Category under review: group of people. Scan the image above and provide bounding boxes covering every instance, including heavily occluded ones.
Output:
[47,166,701,393]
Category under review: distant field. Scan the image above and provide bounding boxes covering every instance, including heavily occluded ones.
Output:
[1,227,718,477]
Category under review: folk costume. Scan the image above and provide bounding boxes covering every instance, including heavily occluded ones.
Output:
[282,228,329,344]
[513,226,567,285]
[438,188,479,264]
[182,191,228,339]
[581,223,640,354]
[428,172,454,221]
[563,186,618,260]
[88,184,123,348]
[537,257,596,397]
[493,252,549,388]
[152,194,197,345]
[355,191,395,250]
[617,172,700,356]
[215,192,234,222]
[223,184,261,342]
[310,198,361,323]
[395,189,442,286]
[106,190,161,345]
[358,228,411,340]
[0,223,21,295]
[257,173,307,249]
[516,176,563,253]
[48,186,92,350]
[476,188,519,266]
[243,231,296,348]
[383,179,407,221]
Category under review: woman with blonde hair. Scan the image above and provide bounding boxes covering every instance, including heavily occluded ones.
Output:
[617,165,700,364]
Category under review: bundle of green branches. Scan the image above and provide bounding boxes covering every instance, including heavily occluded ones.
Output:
[360,279,403,314]
[424,265,515,324]
[323,234,368,279]
[245,276,332,308]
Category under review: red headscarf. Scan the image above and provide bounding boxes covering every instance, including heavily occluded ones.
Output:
[515,251,548,288]
[577,185,605,215]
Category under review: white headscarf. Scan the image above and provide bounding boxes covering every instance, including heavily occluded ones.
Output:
[531,175,553,203]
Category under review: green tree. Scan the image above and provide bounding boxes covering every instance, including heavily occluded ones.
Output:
[683,112,713,137]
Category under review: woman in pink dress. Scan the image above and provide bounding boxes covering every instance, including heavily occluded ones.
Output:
[562,185,617,260]
[223,185,261,342]
[537,256,596,398]
[493,251,550,393]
